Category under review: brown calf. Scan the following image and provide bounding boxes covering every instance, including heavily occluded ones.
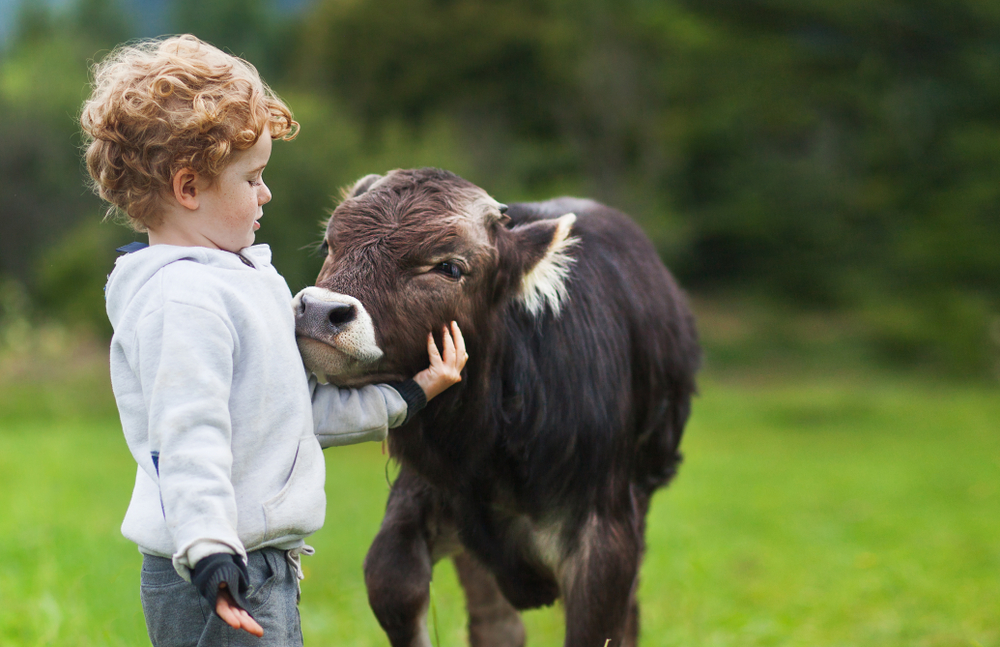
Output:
[294,168,700,646]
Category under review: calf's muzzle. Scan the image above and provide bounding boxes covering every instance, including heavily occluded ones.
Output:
[296,294,357,333]
[291,287,385,382]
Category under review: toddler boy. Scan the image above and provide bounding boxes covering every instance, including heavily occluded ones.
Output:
[81,35,466,645]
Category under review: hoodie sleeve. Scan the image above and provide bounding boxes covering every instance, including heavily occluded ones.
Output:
[310,376,416,448]
[137,298,245,577]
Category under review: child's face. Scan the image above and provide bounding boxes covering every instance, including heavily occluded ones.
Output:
[195,126,273,252]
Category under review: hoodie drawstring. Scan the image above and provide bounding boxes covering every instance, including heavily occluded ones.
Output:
[286,544,315,594]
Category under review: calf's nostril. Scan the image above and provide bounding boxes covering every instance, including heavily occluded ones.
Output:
[327,302,356,327]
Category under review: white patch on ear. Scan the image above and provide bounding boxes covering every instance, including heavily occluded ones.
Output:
[518,213,579,317]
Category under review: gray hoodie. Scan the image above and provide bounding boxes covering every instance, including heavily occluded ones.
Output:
[105,244,407,579]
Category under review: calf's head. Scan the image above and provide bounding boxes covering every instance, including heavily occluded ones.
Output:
[294,168,576,386]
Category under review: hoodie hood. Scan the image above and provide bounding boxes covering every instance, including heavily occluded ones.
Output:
[105,244,273,328]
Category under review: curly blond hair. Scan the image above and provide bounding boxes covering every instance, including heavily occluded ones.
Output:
[80,35,299,231]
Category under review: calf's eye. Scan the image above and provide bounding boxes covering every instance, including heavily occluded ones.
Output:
[436,262,462,280]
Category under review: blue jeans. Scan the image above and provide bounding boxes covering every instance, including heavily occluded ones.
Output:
[140,548,303,647]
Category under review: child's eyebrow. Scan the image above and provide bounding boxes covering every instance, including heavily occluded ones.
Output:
[248,163,267,175]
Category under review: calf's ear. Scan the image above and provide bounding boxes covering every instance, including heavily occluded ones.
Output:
[499,213,578,316]
[344,173,384,199]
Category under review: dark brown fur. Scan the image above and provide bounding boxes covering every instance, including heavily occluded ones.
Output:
[299,168,700,646]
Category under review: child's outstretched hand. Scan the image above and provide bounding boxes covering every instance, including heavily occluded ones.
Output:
[413,321,468,401]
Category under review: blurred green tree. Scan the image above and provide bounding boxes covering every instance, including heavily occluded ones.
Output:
[0,0,997,375]
[291,0,1000,374]
[171,0,298,79]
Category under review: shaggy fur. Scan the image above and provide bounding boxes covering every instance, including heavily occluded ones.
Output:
[296,168,700,647]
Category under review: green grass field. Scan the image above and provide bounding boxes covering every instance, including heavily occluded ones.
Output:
[0,351,997,646]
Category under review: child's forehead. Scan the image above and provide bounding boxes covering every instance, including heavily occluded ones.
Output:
[228,131,272,170]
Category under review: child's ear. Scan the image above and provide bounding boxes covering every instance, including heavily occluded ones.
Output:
[172,168,201,211]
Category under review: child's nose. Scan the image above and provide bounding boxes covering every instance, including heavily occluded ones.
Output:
[259,182,272,205]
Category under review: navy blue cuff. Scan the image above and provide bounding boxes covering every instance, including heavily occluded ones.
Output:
[191,553,253,617]
[387,379,427,425]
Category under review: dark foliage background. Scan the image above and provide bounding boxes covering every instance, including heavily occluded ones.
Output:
[1,0,997,377]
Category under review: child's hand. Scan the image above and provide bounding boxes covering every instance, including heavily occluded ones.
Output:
[413,321,468,401]
[216,582,264,637]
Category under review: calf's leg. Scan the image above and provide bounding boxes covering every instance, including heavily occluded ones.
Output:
[364,473,435,647]
[622,589,640,647]
[453,551,525,647]
[621,491,651,647]
[561,513,642,647]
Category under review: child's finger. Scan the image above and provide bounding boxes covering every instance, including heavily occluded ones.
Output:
[216,590,243,630]
[427,332,442,364]
[217,602,241,629]
[238,609,264,637]
[441,325,456,365]
[216,588,265,637]
[451,321,467,365]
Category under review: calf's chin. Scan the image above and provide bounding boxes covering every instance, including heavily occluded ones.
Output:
[295,338,389,386]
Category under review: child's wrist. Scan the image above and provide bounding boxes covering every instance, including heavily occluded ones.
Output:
[387,378,428,423]
[413,373,438,401]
